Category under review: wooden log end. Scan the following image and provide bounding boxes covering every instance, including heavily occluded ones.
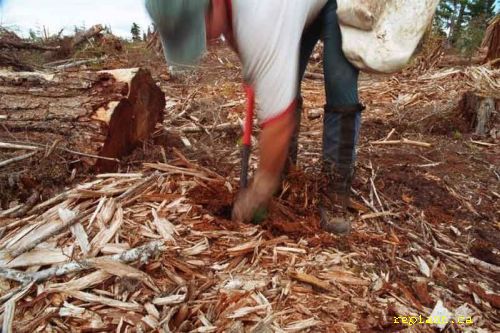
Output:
[95,68,165,171]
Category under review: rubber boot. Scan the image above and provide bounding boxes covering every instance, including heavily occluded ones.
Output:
[319,163,354,235]
[319,103,363,235]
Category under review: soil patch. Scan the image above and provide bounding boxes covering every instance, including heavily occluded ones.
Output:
[378,167,460,211]
[187,183,234,220]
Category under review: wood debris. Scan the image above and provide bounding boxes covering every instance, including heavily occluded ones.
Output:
[0,39,498,332]
[0,153,497,330]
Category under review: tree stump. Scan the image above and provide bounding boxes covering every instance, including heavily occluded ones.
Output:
[459,92,498,137]
[481,16,500,65]
[0,68,165,171]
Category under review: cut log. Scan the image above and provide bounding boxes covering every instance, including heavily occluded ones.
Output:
[0,39,60,51]
[146,29,163,55]
[459,92,498,137]
[72,24,105,49]
[0,68,165,171]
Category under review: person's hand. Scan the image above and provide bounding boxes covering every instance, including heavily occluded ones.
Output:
[232,170,279,223]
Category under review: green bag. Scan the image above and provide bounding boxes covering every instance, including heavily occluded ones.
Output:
[145,0,209,66]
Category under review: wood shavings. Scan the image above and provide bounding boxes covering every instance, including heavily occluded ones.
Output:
[416,256,431,278]
[142,315,159,329]
[181,238,209,256]
[100,198,117,225]
[89,206,124,257]
[428,300,453,330]
[1,244,69,268]
[92,258,158,292]
[284,318,321,332]
[58,303,86,318]
[320,270,370,286]
[153,287,187,306]
[151,209,176,243]
[0,46,498,332]
[144,302,160,319]
[290,271,331,291]
[101,242,130,254]
[66,290,143,312]
[275,246,307,254]
[59,208,90,255]
[226,304,268,319]
[222,277,267,291]
[227,239,262,257]
[2,298,15,333]
[47,270,111,292]
[0,240,163,284]
[464,66,500,96]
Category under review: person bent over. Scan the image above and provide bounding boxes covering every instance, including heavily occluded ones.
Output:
[146,0,363,234]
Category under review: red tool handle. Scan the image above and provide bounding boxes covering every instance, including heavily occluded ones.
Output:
[243,84,255,146]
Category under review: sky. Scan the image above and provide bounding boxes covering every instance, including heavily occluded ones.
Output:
[0,0,499,38]
[0,0,153,38]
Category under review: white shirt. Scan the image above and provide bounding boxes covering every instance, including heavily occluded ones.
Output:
[231,0,327,125]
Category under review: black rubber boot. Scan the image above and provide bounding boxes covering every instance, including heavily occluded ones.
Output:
[319,103,364,235]
[320,163,354,235]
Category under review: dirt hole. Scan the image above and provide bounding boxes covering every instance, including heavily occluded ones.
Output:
[187,184,234,220]
[213,204,233,220]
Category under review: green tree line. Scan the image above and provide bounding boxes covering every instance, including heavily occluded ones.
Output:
[434,0,497,54]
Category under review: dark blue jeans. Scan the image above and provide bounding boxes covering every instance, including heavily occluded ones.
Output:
[296,0,362,170]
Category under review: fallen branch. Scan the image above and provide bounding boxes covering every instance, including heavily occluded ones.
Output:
[290,271,331,291]
[54,57,106,70]
[71,24,104,48]
[383,128,396,141]
[360,211,399,220]
[43,58,76,67]
[0,205,23,218]
[165,122,241,134]
[8,191,39,218]
[370,138,432,148]
[27,191,70,216]
[0,268,32,285]
[0,151,37,168]
[467,257,500,275]
[0,141,119,162]
[96,173,143,179]
[0,39,60,51]
[0,142,39,150]
[470,139,496,147]
[437,55,485,67]
[0,240,164,284]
